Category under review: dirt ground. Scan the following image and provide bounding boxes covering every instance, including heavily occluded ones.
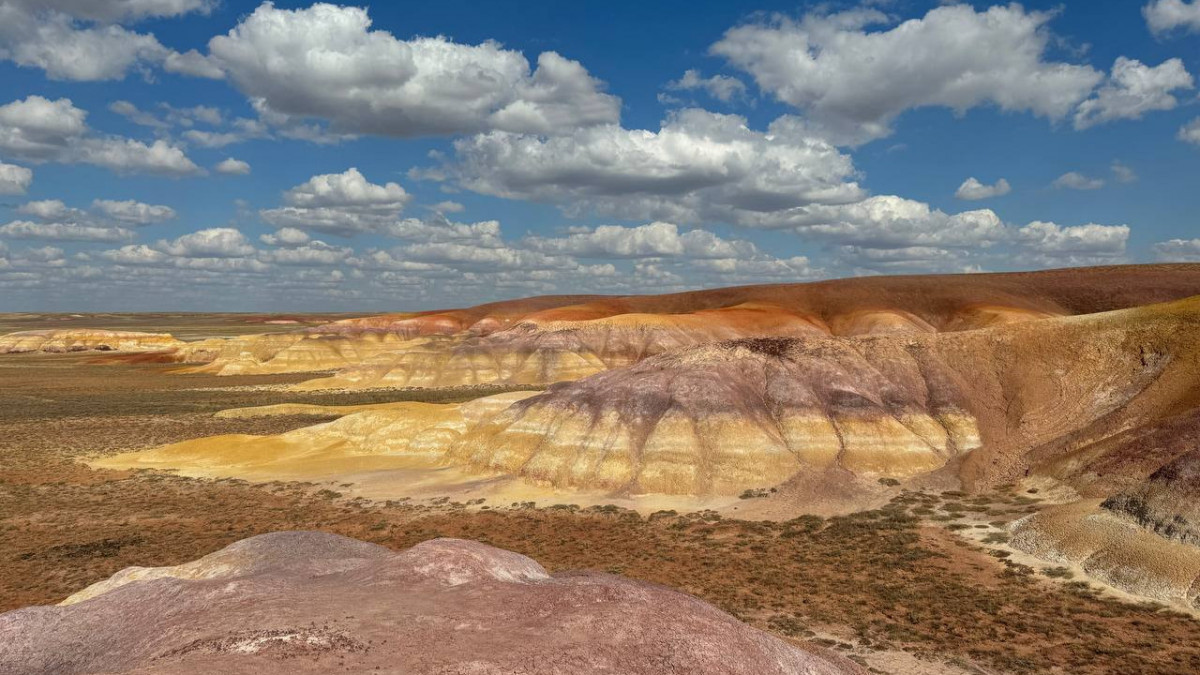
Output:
[4,337,1200,674]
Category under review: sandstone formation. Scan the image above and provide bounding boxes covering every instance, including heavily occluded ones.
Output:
[97,296,1200,505]
[316,264,1200,339]
[446,294,1200,496]
[0,329,183,354]
[174,332,427,376]
[447,337,982,495]
[0,532,861,675]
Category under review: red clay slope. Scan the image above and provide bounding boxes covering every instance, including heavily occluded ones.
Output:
[315,264,1200,338]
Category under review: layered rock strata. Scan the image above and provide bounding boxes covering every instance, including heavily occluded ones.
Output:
[111,264,1200,387]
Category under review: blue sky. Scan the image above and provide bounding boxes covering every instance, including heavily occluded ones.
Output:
[0,0,1197,311]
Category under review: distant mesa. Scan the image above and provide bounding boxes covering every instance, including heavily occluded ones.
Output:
[0,531,862,675]
[0,329,182,354]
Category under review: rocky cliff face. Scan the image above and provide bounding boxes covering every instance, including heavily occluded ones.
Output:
[0,532,862,675]
[1103,448,1200,547]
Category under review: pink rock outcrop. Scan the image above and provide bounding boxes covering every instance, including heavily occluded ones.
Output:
[0,532,862,675]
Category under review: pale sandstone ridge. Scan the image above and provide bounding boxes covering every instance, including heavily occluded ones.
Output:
[1010,500,1200,609]
[0,329,183,354]
[96,392,542,482]
[0,532,862,675]
[143,264,1200,387]
[173,331,424,376]
[212,401,428,419]
[315,264,1200,338]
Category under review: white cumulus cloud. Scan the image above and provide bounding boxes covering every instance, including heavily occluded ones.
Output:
[435,109,863,224]
[1180,117,1200,145]
[1074,57,1194,129]
[0,1,213,81]
[1017,221,1129,259]
[259,227,310,247]
[0,96,199,175]
[4,1,214,23]
[0,220,134,242]
[711,4,1104,144]
[776,196,1010,250]
[259,240,352,266]
[1153,238,1200,261]
[523,221,756,259]
[955,177,1011,201]
[202,3,620,138]
[0,161,32,195]
[1052,171,1106,190]
[1144,0,1200,35]
[154,227,255,258]
[17,199,82,221]
[91,199,175,224]
[665,69,748,102]
[261,168,413,235]
[214,157,251,175]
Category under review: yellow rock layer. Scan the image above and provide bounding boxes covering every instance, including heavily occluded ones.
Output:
[149,300,1083,389]
[214,401,424,419]
[97,389,978,498]
[0,329,183,354]
[94,392,540,479]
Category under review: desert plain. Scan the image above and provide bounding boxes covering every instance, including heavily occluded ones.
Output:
[4,266,1200,674]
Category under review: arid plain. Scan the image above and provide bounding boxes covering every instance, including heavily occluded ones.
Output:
[6,265,1200,674]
